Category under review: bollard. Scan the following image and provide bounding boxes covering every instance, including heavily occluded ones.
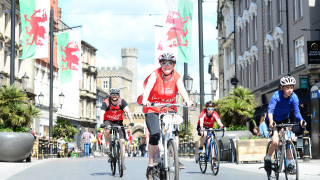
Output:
[53,139,57,158]
[49,137,53,158]
[184,135,189,158]
[189,137,195,159]
[180,138,184,158]
[38,138,43,160]
[303,130,310,162]
[44,139,48,159]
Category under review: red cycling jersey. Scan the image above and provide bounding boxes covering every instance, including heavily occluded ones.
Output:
[197,109,220,128]
[142,68,180,113]
[103,98,125,121]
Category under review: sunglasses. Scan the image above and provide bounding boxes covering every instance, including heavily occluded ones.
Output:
[160,61,174,66]
[110,93,119,96]
[207,108,214,111]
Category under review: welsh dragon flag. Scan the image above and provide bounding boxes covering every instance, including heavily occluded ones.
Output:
[57,29,82,84]
[155,0,194,63]
[19,0,50,59]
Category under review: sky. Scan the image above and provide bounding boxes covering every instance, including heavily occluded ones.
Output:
[59,0,219,98]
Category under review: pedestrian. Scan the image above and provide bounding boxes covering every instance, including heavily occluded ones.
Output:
[259,113,269,138]
[252,126,260,137]
[81,128,91,158]
[97,129,103,155]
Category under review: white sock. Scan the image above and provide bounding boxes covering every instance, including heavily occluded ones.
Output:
[287,159,292,165]
[148,164,153,167]
[265,155,271,160]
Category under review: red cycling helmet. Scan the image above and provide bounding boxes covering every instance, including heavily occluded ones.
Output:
[206,101,215,108]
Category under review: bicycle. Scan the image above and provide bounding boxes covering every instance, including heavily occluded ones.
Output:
[198,128,224,175]
[103,125,125,177]
[265,122,301,180]
[151,103,186,180]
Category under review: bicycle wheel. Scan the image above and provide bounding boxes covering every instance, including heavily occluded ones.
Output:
[167,140,179,180]
[198,150,207,173]
[110,143,116,175]
[152,165,161,180]
[266,141,280,180]
[284,140,298,180]
[210,139,220,175]
[117,141,124,177]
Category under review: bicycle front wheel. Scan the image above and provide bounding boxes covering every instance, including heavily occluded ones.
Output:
[210,139,220,175]
[117,141,124,177]
[266,141,280,180]
[284,140,298,180]
[198,151,207,173]
[110,143,116,175]
[167,140,179,180]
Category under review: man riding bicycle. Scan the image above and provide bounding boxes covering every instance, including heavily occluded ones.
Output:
[264,75,306,175]
[100,88,134,170]
[197,101,225,168]
[141,52,193,179]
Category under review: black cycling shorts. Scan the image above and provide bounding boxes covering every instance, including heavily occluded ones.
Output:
[104,120,126,139]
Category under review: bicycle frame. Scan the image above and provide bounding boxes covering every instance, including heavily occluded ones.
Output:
[203,129,224,162]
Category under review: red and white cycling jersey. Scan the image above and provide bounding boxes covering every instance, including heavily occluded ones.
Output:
[197,109,220,128]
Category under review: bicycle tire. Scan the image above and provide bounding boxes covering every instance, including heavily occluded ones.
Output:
[199,150,207,173]
[266,141,280,180]
[284,140,299,180]
[117,141,124,177]
[167,140,179,180]
[152,165,161,180]
[211,139,220,176]
[110,142,116,175]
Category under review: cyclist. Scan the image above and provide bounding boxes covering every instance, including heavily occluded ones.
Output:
[197,101,225,169]
[264,75,305,175]
[100,88,134,170]
[141,52,193,179]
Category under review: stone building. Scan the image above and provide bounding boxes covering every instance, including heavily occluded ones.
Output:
[97,48,145,139]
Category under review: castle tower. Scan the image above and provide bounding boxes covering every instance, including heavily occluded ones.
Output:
[121,48,138,103]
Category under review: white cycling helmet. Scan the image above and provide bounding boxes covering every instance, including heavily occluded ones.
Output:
[280,76,296,86]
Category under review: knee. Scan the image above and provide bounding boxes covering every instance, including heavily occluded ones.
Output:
[149,133,160,145]
[272,140,279,146]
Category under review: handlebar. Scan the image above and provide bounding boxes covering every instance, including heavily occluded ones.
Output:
[204,128,225,137]
[150,102,187,107]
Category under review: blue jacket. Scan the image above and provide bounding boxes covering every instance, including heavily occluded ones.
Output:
[266,90,303,122]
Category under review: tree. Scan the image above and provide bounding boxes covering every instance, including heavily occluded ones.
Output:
[53,118,78,141]
[0,85,41,132]
[215,86,257,128]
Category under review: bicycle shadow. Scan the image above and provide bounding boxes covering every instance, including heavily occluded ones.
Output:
[90,172,112,176]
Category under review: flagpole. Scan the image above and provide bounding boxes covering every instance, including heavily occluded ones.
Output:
[49,7,54,158]
[10,0,15,85]
[198,0,204,111]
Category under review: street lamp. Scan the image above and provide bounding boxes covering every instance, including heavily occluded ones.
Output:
[184,74,193,92]
[211,74,218,98]
[58,92,65,108]
[21,72,29,92]
[38,92,44,106]
[183,74,193,138]
[0,74,4,87]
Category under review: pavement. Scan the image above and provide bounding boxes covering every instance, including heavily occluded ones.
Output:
[1,157,319,180]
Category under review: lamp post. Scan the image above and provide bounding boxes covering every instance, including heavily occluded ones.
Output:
[21,72,29,92]
[10,0,15,85]
[210,74,218,99]
[184,74,193,136]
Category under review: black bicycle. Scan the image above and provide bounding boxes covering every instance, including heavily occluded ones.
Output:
[265,122,301,180]
[105,125,125,177]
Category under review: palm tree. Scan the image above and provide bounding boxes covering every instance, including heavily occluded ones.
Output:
[0,85,41,132]
[215,86,257,128]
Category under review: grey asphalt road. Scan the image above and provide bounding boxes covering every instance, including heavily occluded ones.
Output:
[7,157,266,180]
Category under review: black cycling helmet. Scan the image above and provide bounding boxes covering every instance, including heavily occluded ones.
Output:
[158,52,176,62]
[206,101,215,108]
[110,88,120,94]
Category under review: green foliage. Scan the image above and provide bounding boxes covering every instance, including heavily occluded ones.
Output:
[0,85,41,132]
[226,125,248,131]
[240,136,260,140]
[215,86,256,128]
[53,118,78,140]
[178,120,193,138]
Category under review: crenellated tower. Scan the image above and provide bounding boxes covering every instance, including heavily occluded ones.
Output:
[121,48,138,103]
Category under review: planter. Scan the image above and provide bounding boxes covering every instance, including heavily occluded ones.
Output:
[0,132,34,162]
[215,130,253,161]
[235,139,269,163]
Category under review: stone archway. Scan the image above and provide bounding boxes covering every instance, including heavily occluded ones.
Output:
[132,124,144,139]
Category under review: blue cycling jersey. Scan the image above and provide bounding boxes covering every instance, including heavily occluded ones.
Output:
[266,90,303,122]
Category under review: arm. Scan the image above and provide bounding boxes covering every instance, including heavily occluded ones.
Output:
[142,72,156,106]
[100,109,105,125]
[176,77,193,106]
[199,116,205,129]
[292,95,305,127]
[267,94,277,129]
[214,112,225,129]
[123,106,133,124]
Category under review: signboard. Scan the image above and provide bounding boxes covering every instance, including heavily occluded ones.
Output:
[311,90,320,99]
[299,75,309,89]
[307,41,320,64]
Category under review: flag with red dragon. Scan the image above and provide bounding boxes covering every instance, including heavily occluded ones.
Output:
[19,0,50,59]
[57,29,82,84]
[155,0,194,63]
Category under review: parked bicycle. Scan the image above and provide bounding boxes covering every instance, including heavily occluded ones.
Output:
[198,128,224,175]
[102,125,126,177]
[151,103,186,180]
[265,122,301,180]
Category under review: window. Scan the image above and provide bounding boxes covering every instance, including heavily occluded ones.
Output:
[253,16,257,42]
[246,22,250,48]
[103,80,108,89]
[277,0,282,24]
[245,0,249,9]
[239,29,243,52]
[86,101,89,118]
[269,49,274,80]
[82,100,85,117]
[255,58,259,87]
[267,1,272,31]
[239,0,242,14]
[248,65,251,89]
[82,73,84,89]
[89,102,92,119]
[295,36,305,67]
[294,0,303,21]
[279,44,284,74]
[241,67,244,86]
[230,45,234,65]
[89,76,92,91]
